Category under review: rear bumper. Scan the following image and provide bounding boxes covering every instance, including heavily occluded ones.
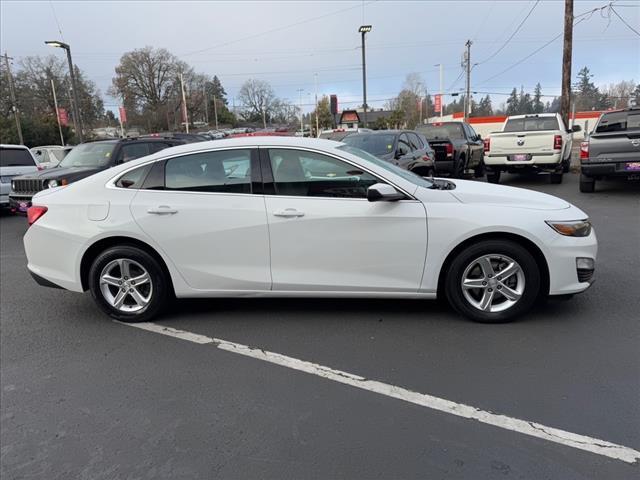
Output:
[581,162,640,179]
[434,160,454,172]
[485,153,561,168]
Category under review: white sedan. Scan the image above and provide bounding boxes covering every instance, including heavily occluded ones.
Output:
[23,137,597,323]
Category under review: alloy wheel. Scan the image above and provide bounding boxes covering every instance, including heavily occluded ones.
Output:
[99,258,153,313]
[461,254,525,313]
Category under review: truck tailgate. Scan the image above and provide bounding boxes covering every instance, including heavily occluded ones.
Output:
[490,131,556,154]
[588,131,640,163]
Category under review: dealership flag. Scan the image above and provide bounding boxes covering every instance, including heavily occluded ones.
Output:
[57,108,68,126]
[119,106,127,124]
[434,94,442,115]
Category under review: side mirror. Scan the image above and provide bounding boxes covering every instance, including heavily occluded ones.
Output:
[367,183,405,202]
[572,125,582,132]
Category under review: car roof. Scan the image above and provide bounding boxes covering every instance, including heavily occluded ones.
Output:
[345,130,403,135]
[507,114,557,119]
[0,144,30,150]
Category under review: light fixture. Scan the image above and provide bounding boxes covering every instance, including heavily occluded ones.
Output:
[358,25,372,33]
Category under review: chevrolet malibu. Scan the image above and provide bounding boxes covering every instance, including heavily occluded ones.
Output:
[23,137,597,323]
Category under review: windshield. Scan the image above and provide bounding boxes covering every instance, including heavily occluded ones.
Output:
[337,145,433,189]
[419,124,464,140]
[58,142,116,168]
[0,148,35,167]
[342,134,396,156]
[503,117,559,132]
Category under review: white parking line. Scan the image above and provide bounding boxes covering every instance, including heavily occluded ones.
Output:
[117,321,640,465]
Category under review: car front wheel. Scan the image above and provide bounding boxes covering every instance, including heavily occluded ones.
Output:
[445,240,541,323]
[88,245,169,322]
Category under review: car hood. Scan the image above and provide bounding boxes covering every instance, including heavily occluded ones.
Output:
[13,166,103,182]
[446,178,571,210]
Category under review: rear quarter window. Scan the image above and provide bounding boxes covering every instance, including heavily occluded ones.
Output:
[0,148,36,167]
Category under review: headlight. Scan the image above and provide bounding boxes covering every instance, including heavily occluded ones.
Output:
[11,181,16,190]
[46,179,59,188]
[546,219,592,237]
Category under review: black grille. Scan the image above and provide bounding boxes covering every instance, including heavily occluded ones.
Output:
[577,268,594,283]
[12,179,44,194]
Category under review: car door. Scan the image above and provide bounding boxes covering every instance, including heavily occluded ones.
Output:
[395,133,415,167]
[466,124,483,166]
[262,148,427,292]
[129,148,271,291]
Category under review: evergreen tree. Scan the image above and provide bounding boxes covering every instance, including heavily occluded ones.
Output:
[506,88,519,115]
[532,83,544,113]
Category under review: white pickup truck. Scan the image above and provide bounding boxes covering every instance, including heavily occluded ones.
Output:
[484,113,580,184]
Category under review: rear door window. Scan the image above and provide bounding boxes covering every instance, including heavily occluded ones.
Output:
[408,133,423,150]
[0,148,36,167]
[118,143,151,163]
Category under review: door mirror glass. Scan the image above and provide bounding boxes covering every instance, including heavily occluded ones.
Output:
[367,183,405,202]
[571,125,582,132]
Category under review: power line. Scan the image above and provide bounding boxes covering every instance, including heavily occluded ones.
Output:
[48,0,65,42]
[476,0,540,65]
[181,1,378,57]
[610,6,640,36]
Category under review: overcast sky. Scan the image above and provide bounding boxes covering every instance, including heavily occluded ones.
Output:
[1,0,639,113]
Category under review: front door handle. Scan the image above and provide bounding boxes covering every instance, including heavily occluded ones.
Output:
[147,206,178,215]
[273,208,305,218]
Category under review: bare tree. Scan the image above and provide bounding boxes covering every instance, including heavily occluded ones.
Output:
[602,80,636,109]
[237,79,278,127]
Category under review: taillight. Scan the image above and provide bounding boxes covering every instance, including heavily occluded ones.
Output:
[553,135,562,150]
[483,137,491,152]
[580,141,589,159]
[445,143,453,157]
[27,205,47,226]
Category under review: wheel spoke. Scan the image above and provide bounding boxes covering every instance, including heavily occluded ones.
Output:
[479,289,495,311]
[499,284,521,301]
[462,278,486,289]
[118,259,132,279]
[101,274,121,287]
[128,288,149,307]
[112,289,127,308]
[478,257,495,277]
[498,261,520,281]
[130,272,150,286]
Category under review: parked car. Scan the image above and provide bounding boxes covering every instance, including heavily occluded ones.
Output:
[342,130,436,176]
[579,107,640,192]
[23,137,596,324]
[142,132,209,143]
[1,145,39,210]
[484,113,580,184]
[9,137,184,213]
[30,145,73,169]
[207,130,227,140]
[417,122,485,178]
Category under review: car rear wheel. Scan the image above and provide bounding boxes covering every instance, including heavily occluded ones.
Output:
[549,172,563,184]
[486,170,501,184]
[88,245,169,322]
[579,174,595,193]
[454,156,466,178]
[445,240,541,323]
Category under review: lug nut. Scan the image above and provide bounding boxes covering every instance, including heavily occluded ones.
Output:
[488,288,493,292]
[118,280,122,285]
[497,276,502,280]
[482,281,487,286]
[488,274,493,278]
[131,281,135,285]
[497,285,502,290]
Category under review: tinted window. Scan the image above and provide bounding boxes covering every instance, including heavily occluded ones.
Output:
[342,134,396,156]
[419,123,464,140]
[116,164,152,189]
[398,134,412,154]
[408,133,423,149]
[59,142,116,168]
[165,149,251,193]
[0,148,36,167]
[119,143,151,163]
[269,149,379,198]
[148,142,174,154]
[595,111,640,133]
[467,124,478,139]
[503,117,559,132]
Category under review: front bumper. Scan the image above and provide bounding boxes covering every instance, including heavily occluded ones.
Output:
[581,162,640,179]
[546,230,598,296]
[8,194,34,213]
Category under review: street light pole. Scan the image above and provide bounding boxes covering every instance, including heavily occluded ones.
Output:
[359,25,372,128]
[45,41,83,142]
[3,52,23,144]
[297,88,304,134]
[314,73,319,138]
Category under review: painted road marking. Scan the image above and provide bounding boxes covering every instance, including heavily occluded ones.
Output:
[117,321,640,465]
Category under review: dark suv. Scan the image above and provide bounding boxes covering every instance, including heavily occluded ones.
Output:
[341,130,436,176]
[580,107,640,192]
[9,137,184,212]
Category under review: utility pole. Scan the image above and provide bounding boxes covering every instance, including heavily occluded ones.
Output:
[213,95,219,130]
[50,79,64,146]
[180,73,189,133]
[464,40,472,121]
[439,63,444,118]
[314,73,319,137]
[560,0,573,129]
[203,85,209,125]
[3,53,24,145]
[297,88,304,133]
[359,25,372,127]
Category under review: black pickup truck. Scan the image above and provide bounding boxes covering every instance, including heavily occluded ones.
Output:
[580,107,640,192]
[9,137,184,213]
[417,121,485,178]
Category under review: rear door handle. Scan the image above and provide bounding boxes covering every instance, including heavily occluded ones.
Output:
[273,208,305,218]
[147,206,178,215]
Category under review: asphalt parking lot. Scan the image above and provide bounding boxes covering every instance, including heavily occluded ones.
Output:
[1,172,639,479]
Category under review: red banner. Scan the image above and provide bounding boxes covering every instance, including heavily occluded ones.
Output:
[119,106,127,124]
[434,94,442,114]
[57,108,68,126]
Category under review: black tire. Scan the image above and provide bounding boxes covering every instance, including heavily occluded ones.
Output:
[88,245,169,322]
[579,173,595,193]
[562,156,571,173]
[444,240,541,323]
[474,158,486,178]
[453,155,466,178]
[487,170,501,184]
[549,172,563,184]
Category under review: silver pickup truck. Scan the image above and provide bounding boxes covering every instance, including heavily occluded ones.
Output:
[580,107,640,192]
